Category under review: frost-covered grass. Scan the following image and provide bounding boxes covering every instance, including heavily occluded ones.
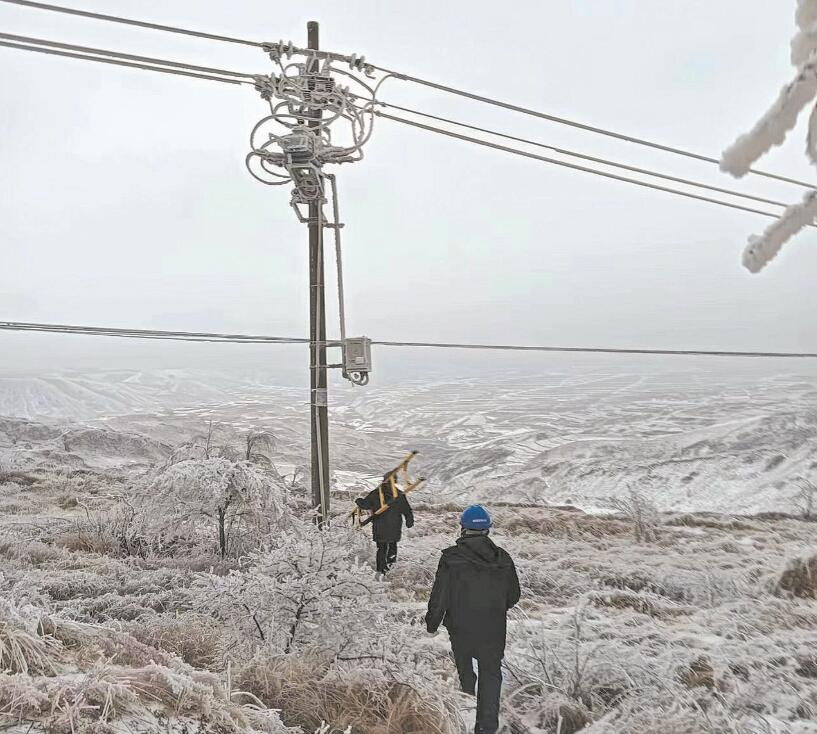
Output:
[1,463,817,733]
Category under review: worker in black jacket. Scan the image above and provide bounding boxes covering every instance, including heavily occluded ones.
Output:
[355,473,414,576]
[426,505,520,734]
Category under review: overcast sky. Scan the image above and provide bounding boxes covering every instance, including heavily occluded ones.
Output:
[2,0,817,377]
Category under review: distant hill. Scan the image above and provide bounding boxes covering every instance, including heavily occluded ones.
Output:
[1,367,815,513]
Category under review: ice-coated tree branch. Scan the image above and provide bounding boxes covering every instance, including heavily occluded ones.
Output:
[721,0,817,272]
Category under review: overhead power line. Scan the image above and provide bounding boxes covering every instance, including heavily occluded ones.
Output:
[377,102,796,211]
[373,67,817,191]
[0,31,259,80]
[1,0,813,190]
[373,340,817,359]
[375,111,788,221]
[0,39,248,84]
[0,0,263,47]
[0,321,311,344]
[3,321,817,360]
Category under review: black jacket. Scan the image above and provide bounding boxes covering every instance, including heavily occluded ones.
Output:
[355,485,414,543]
[426,534,520,654]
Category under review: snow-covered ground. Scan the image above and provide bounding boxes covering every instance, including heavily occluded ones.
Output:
[2,366,815,514]
[1,366,816,732]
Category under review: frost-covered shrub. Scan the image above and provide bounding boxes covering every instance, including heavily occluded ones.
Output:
[200,519,381,657]
[153,457,287,557]
[57,498,159,557]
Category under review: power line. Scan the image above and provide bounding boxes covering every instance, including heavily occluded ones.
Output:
[0,321,312,344]
[0,0,263,48]
[373,66,817,191]
[0,39,248,84]
[372,340,817,360]
[375,110,787,221]
[0,31,259,80]
[0,0,361,69]
[3,321,817,360]
[1,0,812,191]
[377,102,795,212]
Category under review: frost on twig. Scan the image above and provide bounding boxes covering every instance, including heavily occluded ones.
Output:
[721,0,817,272]
[720,62,817,177]
[741,189,817,271]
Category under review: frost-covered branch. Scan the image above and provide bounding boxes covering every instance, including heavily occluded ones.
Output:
[743,189,817,272]
[720,61,817,177]
[721,0,817,272]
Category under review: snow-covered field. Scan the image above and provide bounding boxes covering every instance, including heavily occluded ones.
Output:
[1,366,816,732]
[2,365,816,513]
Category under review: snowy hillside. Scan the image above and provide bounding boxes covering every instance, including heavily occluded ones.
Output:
[2,365,817,732]
[0,370,248,420]
[1,366,815,514]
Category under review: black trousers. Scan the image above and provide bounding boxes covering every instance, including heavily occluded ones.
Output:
[375,541,398,573]
[451,638,503,734]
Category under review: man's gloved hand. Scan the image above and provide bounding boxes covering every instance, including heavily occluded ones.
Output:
[426,628,439,638]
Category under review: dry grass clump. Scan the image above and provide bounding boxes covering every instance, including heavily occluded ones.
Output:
[0,470,39,486]
[506,693,590,734]
[666,513,760,532]
[775,554,817,599]
[40,615,179,670]
[588,591,690,620]
[0,662,288,734]
[0,601,61,675]
[580,703,736,734]
[37,571,118,602]
[1,606,294,734]
[502,509,630,539]
[0,539,67,568]
[796,654,817,679]
[67,590,187,622]
[54,500,169,558]
[126,613,226,670]
[382,558,437,603]
[236,651,459,734]
[677,656,721,691]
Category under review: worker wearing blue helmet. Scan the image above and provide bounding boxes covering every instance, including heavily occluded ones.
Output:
[426,505,520,734]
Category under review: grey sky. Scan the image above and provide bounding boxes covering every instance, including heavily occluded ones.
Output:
[1,0,817,376]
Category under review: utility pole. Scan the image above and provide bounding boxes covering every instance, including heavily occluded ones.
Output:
[307,20,331,526]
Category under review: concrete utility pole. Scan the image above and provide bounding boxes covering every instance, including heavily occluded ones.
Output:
[307,20,331,526]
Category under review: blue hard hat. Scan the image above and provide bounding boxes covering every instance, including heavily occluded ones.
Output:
[460,504,492,529]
